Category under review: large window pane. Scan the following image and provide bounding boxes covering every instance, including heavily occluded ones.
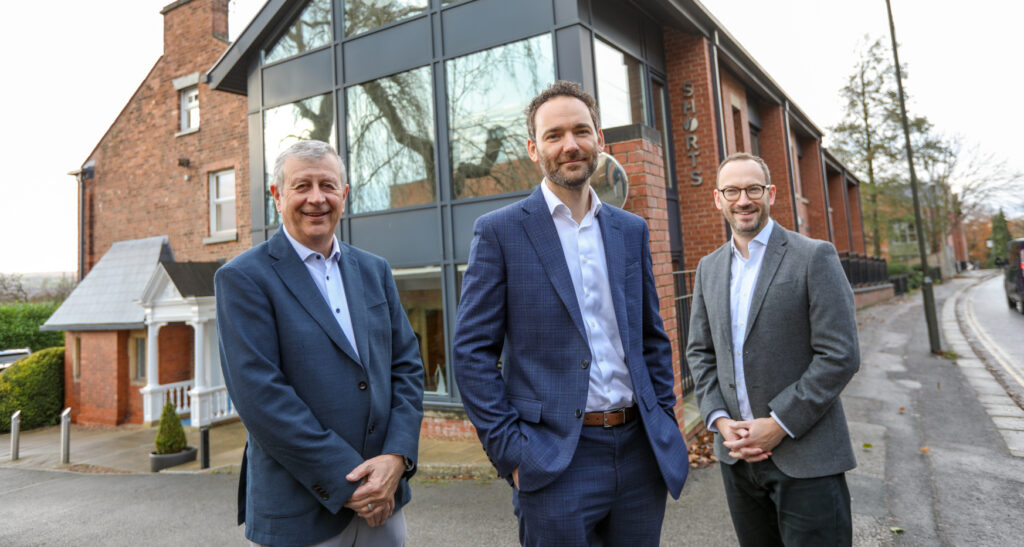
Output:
[344,0,427,37]
[265,0,333,64]
[395,269,447,396]
[447,34,553,200]
[594,38,646,128]
[346,66,435,214]
[263,94,336,225]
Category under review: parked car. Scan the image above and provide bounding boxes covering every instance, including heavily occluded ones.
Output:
[0,348,31,372]
[1005,238,1024,314]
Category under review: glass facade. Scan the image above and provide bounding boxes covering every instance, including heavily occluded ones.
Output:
[344,0,428,37]
[346,66,436,214]
[263,94,336,225]
[594,38,646,128]
[447,34,553,199]
[265,0,333,64]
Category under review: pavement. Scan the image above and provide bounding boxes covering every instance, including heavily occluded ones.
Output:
[3,270,1024,546]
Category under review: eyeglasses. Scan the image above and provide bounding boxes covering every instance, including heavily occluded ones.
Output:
[717,185,769,201]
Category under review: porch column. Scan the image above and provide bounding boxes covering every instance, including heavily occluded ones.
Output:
[189,320,210,426]
[140,321,166,423]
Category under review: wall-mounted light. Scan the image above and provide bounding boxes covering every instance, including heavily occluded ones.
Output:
[178,158,190,168]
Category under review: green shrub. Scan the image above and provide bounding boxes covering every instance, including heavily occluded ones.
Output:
[887,263,912,276]
[154,402,188,454]
[0,302,64,351]
[0,347,65,433]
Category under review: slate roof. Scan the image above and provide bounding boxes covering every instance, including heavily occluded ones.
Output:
[160,261,220,297]
[41,236,174,331]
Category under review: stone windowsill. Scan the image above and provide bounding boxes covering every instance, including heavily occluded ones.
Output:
[203,230,237,245]
[175,127,199,138]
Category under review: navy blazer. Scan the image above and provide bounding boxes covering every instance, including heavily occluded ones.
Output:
[453,187,689,498]
[215,230,424,547]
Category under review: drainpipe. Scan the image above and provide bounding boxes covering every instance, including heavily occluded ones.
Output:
[782,102,799,233]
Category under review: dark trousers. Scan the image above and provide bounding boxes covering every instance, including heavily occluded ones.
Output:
[513,417,667,546]
[720,459,851,547]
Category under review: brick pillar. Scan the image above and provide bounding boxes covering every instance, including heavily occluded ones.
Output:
[848,183,866,254]
[799,140,829,241]
[758,105,796,231]
[606,128,685,429]
[828,171,851,252]
[664,27,727,271]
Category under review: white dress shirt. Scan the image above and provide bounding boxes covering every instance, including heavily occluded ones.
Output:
[707,219,793,437]
[540,180,633,411]
[281,227,359,359]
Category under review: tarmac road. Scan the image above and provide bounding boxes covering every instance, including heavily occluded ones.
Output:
[962,274,1024,405]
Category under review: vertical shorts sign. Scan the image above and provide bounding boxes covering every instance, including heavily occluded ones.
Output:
[681,82,702,186]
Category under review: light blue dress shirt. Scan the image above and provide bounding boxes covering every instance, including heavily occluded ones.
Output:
[707,219,793,437]
[540,181,633,411]
[280,227,359,360]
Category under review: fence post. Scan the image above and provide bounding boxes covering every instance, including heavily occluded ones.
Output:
[10,410,20,461]
[60,408,71,464]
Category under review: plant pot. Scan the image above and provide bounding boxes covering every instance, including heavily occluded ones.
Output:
[150,446,198,472]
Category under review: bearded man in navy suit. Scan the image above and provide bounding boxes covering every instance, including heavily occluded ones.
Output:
[216,140,423,547]
[454,80,689,546]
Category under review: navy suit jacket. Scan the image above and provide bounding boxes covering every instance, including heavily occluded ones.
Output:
[215,230,424,547]
[453,187,689,498]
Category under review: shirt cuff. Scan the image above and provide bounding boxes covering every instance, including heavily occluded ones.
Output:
[770,411,795,438]
[706,409,730,432]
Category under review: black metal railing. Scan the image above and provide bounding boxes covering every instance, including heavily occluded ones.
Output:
[672,269,696,397]
[838,252,889,287]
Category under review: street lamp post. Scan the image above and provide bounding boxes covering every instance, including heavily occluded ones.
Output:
[886,0,942,353]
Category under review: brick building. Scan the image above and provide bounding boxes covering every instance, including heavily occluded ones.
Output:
[48,0,247,426]
[205,0,879,439]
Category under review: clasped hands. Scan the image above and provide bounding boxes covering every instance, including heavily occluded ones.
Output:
[343,454,405,527]
[714,416,787,463]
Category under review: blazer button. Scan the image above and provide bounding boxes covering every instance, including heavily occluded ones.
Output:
[368,423,376,434]
[575,409,582,418]
[358,381,368,390]
[728,383,736,389]
[581,359,590,369]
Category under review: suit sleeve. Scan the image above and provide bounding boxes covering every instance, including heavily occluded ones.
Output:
[451,217,522,479]
[639,221,678,415]
[767,242,860,438]
[215,265,363,514]
[380,263,425,475]
[686,258,730,425]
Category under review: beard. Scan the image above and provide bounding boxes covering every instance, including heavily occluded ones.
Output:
[726,204,770,236]
[541,149,599,190]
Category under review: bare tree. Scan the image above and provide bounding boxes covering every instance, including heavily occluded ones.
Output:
[0,273,29,303]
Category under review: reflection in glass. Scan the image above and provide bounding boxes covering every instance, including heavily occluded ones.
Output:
[264,0,333,64]
[447,34,553,200]
[344,0,427,37]
[346,66,435,214]
[263,94,336,225]
[594,38,647,128]
[395,269,447,395]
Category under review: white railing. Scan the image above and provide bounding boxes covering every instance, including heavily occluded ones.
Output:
[142,380,194,423]
[189,385,237,427]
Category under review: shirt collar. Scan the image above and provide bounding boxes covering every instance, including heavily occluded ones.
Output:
[281,225,340,263]
[730,218,774,258]
[540,178,603,219]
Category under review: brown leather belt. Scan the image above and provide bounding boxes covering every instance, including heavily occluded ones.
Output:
[583,405,638,428]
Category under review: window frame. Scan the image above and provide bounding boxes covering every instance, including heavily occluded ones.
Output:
[205,169,238,244]
[128,330,147,385]
[179,86,200,133]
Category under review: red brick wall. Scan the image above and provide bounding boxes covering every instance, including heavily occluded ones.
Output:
[757,105,796,231]
[66,330,129,426]
[82,0,248,274]
[719,71,750,155]
[848,184,866,254]
[827,171,851,252]
[664,28,727,271]
[607,134,685,425]
[157,323,194,385]
[421,415,478,441]
[798,139,828,241]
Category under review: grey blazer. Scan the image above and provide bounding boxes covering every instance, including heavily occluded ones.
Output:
[686,224,859,478]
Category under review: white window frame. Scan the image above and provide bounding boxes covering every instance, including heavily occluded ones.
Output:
[128,330,147,384]
[180,86,199,132]
[204,169,237,244]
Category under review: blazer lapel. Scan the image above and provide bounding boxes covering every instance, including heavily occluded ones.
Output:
[337,244,371,368]
[708,244,734,367]
[520,188,588,342]
[268,232,362,365]
[744,226,788,342]
[598,208,629,352]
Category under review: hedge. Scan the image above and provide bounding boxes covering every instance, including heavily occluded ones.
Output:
[0,302,64,351]
[0,347,65,433]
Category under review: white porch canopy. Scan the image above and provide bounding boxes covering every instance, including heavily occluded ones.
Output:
[138,261,235,427]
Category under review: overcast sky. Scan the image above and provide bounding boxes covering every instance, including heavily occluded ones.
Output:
[1,0,1019,274]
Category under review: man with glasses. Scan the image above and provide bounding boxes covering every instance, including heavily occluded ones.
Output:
[687,152,860,546]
